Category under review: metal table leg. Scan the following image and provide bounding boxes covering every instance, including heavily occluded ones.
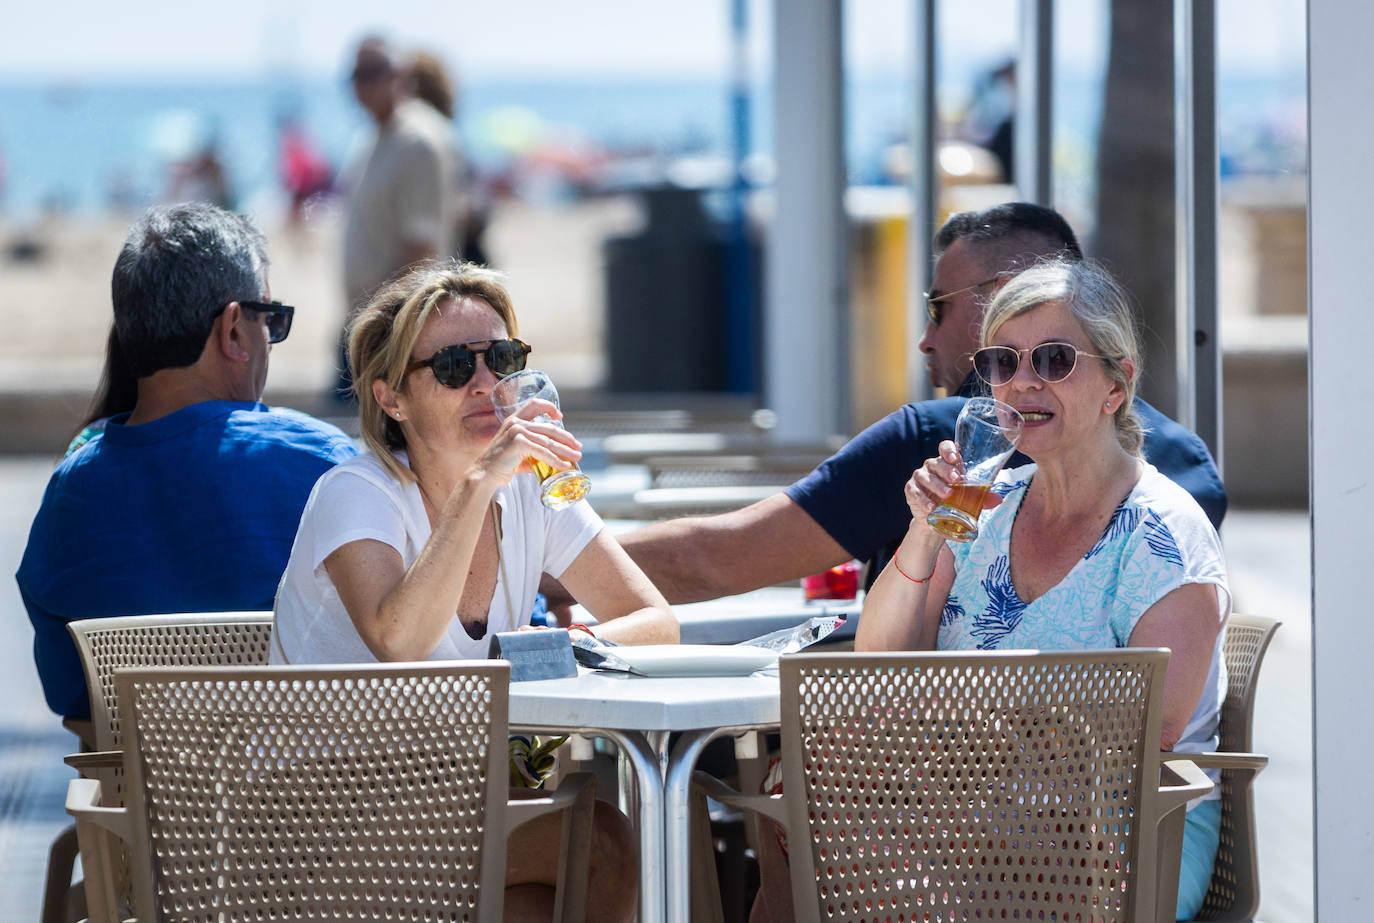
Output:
[599,729,667,923]
[663,725,769,923]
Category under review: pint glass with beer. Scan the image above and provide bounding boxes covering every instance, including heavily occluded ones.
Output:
[490,369,591,509]
[926,397,1023,541]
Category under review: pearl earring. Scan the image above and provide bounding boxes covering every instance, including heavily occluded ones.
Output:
[1104,401,1114,412]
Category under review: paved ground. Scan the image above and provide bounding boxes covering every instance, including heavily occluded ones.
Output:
[0,448,1312,920]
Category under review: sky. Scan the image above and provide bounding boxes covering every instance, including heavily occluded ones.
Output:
[0,0,1306,84]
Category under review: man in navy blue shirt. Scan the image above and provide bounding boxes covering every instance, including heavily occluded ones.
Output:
[17,204,357,719]
[550,203,1224,605]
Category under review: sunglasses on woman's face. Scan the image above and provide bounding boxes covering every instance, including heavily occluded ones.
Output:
[407,338,532,389]
[972,341,1117,386]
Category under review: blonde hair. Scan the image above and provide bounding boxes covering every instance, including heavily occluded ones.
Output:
[347,260,519,483]
[981,258,1148,456]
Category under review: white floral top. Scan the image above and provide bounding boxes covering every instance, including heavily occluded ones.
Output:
[941,462,1231,765]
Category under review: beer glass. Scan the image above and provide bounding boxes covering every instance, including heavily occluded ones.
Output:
[926,397,1023,541]
[490,369,591,509]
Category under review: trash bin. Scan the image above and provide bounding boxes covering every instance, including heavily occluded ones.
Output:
[604,185,758,393]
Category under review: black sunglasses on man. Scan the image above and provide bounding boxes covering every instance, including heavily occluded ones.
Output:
[214,300,295,345]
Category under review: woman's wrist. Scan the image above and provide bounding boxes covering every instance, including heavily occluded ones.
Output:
[892,531,942,584]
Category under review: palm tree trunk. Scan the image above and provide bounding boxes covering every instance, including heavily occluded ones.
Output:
[1093,0,1177,417]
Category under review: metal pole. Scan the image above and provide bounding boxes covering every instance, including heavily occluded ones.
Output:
[1015,0,1053,204]
[1173,0,1221,465]
[908,0,937,402]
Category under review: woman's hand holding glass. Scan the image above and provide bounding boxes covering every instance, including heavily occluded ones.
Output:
[474,397,582,487]
[905,440,1006,533]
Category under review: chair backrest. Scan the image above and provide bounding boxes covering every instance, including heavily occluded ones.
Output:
[1218,613,1280,754]
[117,662,512,921]
[777,649,1175,923]
[67,612,274,751]
[1197,613,1281,922]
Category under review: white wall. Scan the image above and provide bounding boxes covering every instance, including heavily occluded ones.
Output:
[1309,0,1374,916]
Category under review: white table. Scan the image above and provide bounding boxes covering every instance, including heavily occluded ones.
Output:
[571,585,862,645]
[509,669,781,923]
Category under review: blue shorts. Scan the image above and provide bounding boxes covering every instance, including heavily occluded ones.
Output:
[1176,799,1222,920]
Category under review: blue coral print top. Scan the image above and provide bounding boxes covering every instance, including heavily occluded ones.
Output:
[941,462,1231,772]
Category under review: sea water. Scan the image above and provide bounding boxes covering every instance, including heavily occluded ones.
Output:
[0,70,1304,221]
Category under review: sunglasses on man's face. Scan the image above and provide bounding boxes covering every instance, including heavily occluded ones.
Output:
[972,341,1117,386]
[922,276,1002,327]
[241,301,294,344]
[215,300,294,344]
[407,338,532,389]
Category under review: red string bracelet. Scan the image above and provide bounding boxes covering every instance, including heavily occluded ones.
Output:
[892,552,937,584]
[568,622,597,638]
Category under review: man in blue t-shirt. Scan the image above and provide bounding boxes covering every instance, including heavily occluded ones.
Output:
[17,204,357,719]
[546,203,1225,607]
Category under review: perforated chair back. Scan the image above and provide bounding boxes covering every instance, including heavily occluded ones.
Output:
[116,663,512,921]
[1194,613,1281,922]
[776,649,1181,923]
[1218,614,1279,755]
[67,612,273,751]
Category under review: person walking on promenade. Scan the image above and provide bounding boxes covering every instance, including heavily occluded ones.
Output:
[16,202,357,720]
[543,202,1226,608]
[337,36,460,398]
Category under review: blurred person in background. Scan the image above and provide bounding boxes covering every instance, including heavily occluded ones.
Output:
[277,111,334,225]
[337,36,460,400]
[17,203,357,720]
[408,49,492,267]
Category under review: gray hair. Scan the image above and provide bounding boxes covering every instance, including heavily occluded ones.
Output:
[982,258,1148,456]
[111,203,269,378]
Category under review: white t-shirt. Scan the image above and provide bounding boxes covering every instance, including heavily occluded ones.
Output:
[271,450,603,664]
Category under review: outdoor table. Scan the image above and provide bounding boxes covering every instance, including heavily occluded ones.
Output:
[509,668,781,923]
[570,585,862,645]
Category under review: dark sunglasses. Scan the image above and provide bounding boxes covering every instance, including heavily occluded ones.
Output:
[407,338,532,389]
[215,300,294,344]
[972,341,1117,386]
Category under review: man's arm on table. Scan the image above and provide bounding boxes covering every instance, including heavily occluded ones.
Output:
[541,493,852,608]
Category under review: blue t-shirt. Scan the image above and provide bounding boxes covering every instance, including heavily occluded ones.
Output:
[16,401,358,718]
[786,375,1227,571]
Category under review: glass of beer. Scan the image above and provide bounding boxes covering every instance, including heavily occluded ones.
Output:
[490,369,591,509]
[926,397,1023,541]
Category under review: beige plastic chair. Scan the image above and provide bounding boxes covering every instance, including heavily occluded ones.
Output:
[1185,613,1280,922]
[68,612,275,754]
[66,662,594,923]
[696,649,1212,923]
[42,612,275,922]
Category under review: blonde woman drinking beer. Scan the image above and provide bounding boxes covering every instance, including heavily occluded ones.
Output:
[272,260,676,922]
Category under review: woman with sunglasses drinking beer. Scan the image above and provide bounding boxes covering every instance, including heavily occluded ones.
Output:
[852,258,1229,920]
[271,260,674,922]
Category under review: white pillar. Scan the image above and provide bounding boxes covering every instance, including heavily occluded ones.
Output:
[1310,0,1374,916]
[766,0,847,442]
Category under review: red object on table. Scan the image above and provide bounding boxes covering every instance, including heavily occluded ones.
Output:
[801,561,860,601]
